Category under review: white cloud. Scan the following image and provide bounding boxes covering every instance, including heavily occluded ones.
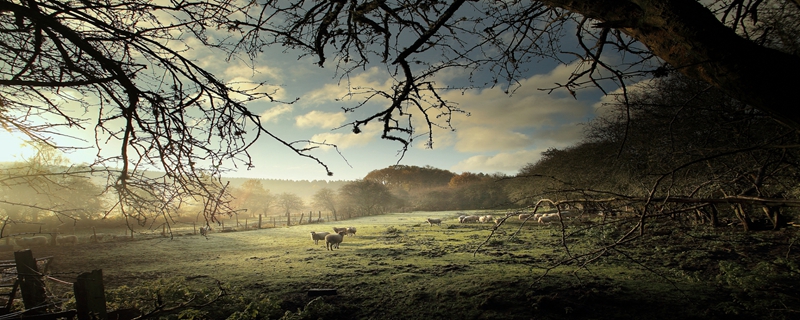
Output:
[227,76,288,102]
[450,149,548,174]
[301,67,394,106]
[224,62,282,82]
[443,63,596,129]
[309,124,381,149]
[295,110,347,128]
[429,62,597,155]
[259,104,293,122]
[454,127,531,152]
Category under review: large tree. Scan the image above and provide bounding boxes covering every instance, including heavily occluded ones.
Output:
[3,0,799,223]
[231,180,275,218]
[276,192,304,226]
[338,180,396,217]
[312,187,338,221]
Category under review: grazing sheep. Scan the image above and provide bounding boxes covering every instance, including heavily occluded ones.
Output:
[199,225,211,236]
[426,218,442,227]
[538,213,561,224]
[89,233,107,242]
[325,231,347,250]
[333,227,348,234]
[461,215,480,223]
[479,215,494,223]
[16,236,48,247]
[310,231,330,245]
[518,213,532,220]
[57,235,78,245]
[346,227,357,236]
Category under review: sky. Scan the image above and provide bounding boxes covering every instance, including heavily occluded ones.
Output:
[0,12,613,182]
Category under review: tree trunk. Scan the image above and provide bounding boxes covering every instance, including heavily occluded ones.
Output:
[732,204,753,232]
[762,206,787,230]
[709,204,720,227]
[542,0,800,129]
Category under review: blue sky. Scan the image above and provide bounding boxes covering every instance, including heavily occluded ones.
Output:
[1,26,612,182]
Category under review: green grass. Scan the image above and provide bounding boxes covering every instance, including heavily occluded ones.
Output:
[7,210,799,319]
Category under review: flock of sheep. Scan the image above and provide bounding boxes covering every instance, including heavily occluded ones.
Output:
[457,214,498,224]
[308,211,586,250]
[310,226,357,250]
[518,211,580,224]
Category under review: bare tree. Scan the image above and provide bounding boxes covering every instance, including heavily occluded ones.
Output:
[231,180,275,218]
[0,0,334,227]
[276,192,303,226]
[312,187,338,221]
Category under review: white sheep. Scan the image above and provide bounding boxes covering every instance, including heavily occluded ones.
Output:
[538,213,561,224]
[461,215,480,223]
[479,215,494,223]
[518,213,532,220]
[16,236,48,247]
[333,227,348,234]
[310,231,330,245]
[57,235,78,245]
[325,231,347,250]
[426,218,442,227]
[458,215,467,223]
[89,233,107,242]
[346,227,357,236]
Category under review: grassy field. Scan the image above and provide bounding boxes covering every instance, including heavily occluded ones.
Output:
[4,210,798,319]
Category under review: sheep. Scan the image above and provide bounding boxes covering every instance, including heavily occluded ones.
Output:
[199,225,212,236]
[89,233,107,242]
[325,231,347,250]
[426,218,442,227]
[346,227,357,236]
[461,215,480,223]
[518,213,532,220]
[333,227,348,234]
[479,215,494,223]
[458,215,467,223]
[538,213,561,224]
[310,231,330,245]
[16,236,48,247]
[56,235,78,245]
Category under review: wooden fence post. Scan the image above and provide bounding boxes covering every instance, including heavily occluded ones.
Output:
[258,214,262,229]
[14,249,47,312]
[74,269,107,320]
